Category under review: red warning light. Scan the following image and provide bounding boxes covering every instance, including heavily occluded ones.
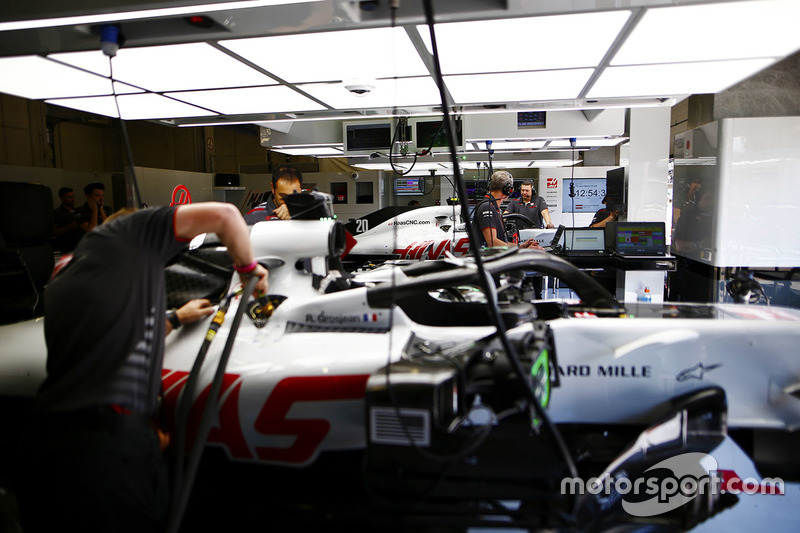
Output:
[185,15,214,28]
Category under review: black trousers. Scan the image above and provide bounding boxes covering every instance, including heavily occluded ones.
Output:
[15,409,169,533]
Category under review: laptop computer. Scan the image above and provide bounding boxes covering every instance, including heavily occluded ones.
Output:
[610,222,667,256]
[541,224,566,252]
[561,228,608,256]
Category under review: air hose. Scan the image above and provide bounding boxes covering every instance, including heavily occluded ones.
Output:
[165,276,259,533]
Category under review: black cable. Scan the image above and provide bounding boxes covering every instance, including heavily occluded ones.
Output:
[108,55,145,208]
[166,276,259,533]
[567,139,577,249]
[388,116,419,176]
[422,0,578,485]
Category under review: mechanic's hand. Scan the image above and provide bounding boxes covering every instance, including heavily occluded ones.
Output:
[519,239,544,250]
[272,204,291,220]
[239,264,269,297]
[176,298,215,325]
[545,223,555,229]
[87,197,98,213]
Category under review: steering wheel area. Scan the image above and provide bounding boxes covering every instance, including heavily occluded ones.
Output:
[503,213,536,244]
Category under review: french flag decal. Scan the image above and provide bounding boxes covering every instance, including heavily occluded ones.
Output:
[363,313,378,322]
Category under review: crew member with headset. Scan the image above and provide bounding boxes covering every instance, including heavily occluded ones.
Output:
[504,180,554,229]
[473,171,542,249]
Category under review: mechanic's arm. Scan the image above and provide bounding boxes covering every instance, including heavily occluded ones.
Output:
[590,212,616,228]
[165,298,215,335]
[80,198,100,233]
[174,202,269,296]
[481,226,514,248]
[541,208,554,229]
[519,239,544,250]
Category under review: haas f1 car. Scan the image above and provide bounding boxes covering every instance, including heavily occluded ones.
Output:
[2,202,800,531]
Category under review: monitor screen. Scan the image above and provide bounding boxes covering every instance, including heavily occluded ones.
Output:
[517,111,546,128]
[395,178,424,196]
[562,178,607,213]
[614,222,666,255]
[345,123,392,152]
[416,118,462,149]
[563,228,605,251]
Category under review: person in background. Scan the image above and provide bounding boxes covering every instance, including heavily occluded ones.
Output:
[673,178,702,227]
[504,180,554,229]
[75,182,113,233]
[407,199,421,207]
[16,202,269,533]
[52,187,83,252]
[473,171,542,249]
[590,195,621,228]
[244,166,303,223]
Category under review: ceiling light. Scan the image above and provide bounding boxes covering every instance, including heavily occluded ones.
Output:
[417,10,630,74]
[353,162,448,172]
[165,86,325,114]
[470,141,548,151]
[613,0,800,66]
[219,27,428,83]
[0,0,324,32]
[588,59,775,98]
[484,161,534,169]
[531,159,582,168]
[0,56,111,99]
[45,96,121,118]
[53,43,275,92]
[445,70,594,104]
[113,82,143,95]
[300,77,441,110]
[47,93,217,120]
[546,137,628,148]
[271,147,344,156]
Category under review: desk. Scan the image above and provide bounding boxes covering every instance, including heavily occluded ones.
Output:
[551,253,676,303]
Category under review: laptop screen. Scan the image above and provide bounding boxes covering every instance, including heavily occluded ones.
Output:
[563,228,605,251]
[614,222,666,255]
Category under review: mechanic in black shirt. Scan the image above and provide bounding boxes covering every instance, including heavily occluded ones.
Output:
[16,202,269,533]
[52,186,83,252]
[473,171,542,249]
[244,165,303,223]
[75,181,113,233]
[590,195,621,228]
[504,180,554,229]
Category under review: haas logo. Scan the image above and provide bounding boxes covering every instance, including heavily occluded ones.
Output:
[170,185,192,206]
[547,178,558,188]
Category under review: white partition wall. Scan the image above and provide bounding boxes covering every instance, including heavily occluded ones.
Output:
[716,117,800,268]
[675,117,800,268]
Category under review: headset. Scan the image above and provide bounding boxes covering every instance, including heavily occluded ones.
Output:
[502,180,513,196]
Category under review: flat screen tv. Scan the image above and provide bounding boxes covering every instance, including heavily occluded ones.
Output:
[394,178,424,196]
[562,178,606,213]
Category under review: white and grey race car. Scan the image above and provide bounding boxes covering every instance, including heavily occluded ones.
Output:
[1,211,799,532]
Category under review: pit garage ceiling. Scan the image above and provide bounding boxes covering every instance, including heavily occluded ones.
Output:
[1,0,799,129]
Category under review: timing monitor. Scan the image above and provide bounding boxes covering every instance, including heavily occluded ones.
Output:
[394,178,424,196]
[561,228,607,256]
[412,117,464,153]
[609,222,666,256]
[562,178,607,214]
[343,121,410,155]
